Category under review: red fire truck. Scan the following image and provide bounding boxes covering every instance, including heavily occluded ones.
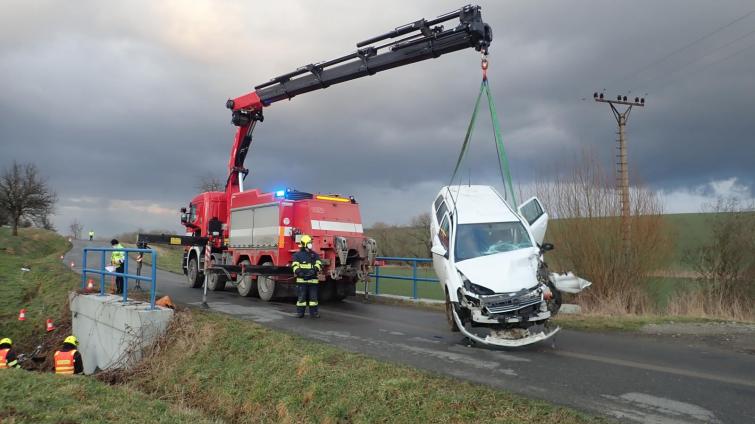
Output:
[139,5,492,301]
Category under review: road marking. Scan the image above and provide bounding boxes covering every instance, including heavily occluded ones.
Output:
[555,350,755,389]
[602,392,721,424]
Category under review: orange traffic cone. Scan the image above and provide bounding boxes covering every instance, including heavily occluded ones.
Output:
[45,319,55,332]
[87,279,95,292]
[18,309,26,321]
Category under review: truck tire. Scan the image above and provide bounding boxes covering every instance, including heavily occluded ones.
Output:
[187,257,203,288]
[445,288,460,332]
[207,272,227,291]
[257,261,275,301]
[237,260,256,297]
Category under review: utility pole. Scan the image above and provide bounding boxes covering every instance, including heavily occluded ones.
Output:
[593,92,645,253]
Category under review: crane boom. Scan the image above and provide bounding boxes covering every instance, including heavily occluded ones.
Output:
[224,4,492,196]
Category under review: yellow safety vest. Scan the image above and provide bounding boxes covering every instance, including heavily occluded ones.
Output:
[111,244,125,264]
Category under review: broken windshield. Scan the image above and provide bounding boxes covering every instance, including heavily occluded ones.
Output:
[454,221,533,262]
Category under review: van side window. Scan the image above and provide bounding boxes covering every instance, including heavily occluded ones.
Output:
[439,214,451,250]
[434,195,444,212]
[435,201,448,224]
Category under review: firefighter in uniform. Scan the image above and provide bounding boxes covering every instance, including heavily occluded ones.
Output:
[0,338,20,369]
[110,239,126,294]
[54,335,83,375]
[291,235,322,318]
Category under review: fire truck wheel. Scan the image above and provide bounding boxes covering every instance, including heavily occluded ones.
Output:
[257,261,275,301]
[237,260,256,297]
[207,272,227,291]
[187,257,203,288]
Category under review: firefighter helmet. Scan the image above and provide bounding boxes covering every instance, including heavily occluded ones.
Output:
[0,338,11,346]
[64,335,79,346]
[300,234,312,247]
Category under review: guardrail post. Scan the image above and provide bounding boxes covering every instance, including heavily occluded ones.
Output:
[150,250,157,309]
[412,260,418,299]
[375,265,380,295]
[122,249,129,303]
[100,251,106,296]
[81,248,87,289]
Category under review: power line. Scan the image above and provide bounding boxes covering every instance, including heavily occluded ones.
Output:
[644,39,755,89]
[638,27,755,88]
[610,9,755,87]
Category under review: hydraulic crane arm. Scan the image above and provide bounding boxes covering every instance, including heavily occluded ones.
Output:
[224,4,492,194]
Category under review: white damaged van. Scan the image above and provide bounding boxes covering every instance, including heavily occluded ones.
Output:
[430,185,590,347]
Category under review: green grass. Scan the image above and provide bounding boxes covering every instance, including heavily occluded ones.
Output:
[0,370,215,424]
[129,310,602,424]
[0,228,77,349]
[126,243,184,275]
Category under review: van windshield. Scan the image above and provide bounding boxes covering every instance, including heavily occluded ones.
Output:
[455,221,533,262]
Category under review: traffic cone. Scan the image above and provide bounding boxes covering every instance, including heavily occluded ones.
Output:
[18,309,26,321]
[87,279,95,292]
[46,319,55,332]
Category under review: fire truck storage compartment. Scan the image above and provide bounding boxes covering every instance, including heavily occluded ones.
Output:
[230,203,280,248]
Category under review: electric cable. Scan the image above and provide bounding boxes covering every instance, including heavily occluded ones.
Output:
[608,9,755,87]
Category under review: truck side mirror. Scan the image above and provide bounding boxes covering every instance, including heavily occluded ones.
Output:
[540,243,554,252]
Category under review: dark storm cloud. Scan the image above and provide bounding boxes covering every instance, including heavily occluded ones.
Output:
[1,0,754,234]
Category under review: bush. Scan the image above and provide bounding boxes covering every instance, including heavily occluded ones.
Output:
[535,153,673,314]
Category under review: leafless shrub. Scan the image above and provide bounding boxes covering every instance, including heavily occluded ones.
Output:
[196,173,224,192]
[683,198,755,318]
[536,152,673,314]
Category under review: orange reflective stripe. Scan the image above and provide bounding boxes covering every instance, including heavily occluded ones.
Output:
[0,349,8,369]
[54,350,77,375]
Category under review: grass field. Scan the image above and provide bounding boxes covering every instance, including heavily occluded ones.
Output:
[1,228,602,423]
[0,370,215,423]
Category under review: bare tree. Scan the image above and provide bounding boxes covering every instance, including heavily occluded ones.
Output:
[409,212,432,258]
[196,173,224,192]
[0,162,57,236]
[69,219,84,240]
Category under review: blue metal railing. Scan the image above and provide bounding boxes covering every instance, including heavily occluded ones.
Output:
[81,247,158,309]
[368,256,439,299]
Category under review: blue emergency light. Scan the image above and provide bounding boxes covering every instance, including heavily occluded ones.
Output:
[275,190,286,197]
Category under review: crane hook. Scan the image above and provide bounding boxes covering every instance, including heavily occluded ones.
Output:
[481,54,489,81]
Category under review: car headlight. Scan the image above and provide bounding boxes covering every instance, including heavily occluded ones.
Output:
[458,272,494,295]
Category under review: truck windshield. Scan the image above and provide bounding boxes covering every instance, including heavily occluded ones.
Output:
[189,203,198,223]
[455,221,533,262]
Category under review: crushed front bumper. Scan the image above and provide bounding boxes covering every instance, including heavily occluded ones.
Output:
[452,307,560,347]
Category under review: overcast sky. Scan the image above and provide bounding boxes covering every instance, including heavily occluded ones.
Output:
[1,0,754,236]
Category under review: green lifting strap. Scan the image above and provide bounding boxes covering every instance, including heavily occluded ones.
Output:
[449,79,517,205]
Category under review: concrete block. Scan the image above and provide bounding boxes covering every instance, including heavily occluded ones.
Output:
[69,292,173,375]
[559,303,582,314]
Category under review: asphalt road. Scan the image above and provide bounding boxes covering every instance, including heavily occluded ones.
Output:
[67,240,755,423]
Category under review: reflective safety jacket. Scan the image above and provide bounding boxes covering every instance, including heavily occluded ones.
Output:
[292,249,322,283]
[0,348,19,369]
[111,244,125,265]
[54,349,79,375]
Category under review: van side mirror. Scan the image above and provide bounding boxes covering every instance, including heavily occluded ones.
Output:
[431,245,447,258]
[540,243,554,252]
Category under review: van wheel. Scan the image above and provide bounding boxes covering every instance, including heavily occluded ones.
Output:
[237,260,256,297]
[445,288,460,332]
[187,257,203,288]
[257,262,275,301]
[207,272,227,291]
